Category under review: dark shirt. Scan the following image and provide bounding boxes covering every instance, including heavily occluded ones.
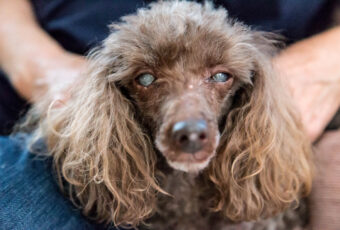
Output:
[31,0,335,55]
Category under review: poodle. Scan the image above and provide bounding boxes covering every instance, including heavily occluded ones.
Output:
[28,1,313,229]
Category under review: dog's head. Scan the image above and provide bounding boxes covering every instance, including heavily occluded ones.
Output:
[40,1,313,226]
[102,1,281,173]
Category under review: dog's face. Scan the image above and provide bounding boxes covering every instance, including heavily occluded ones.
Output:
[126,46,238,172]
[113,2,254,172]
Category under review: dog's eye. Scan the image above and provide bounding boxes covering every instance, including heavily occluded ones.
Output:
[210,72,231,82]
[137,73,155,87]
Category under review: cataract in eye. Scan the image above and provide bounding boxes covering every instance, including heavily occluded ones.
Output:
[137,73,155,87]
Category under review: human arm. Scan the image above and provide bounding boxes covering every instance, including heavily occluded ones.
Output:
[275,26,340,142]
[0,0,86,102]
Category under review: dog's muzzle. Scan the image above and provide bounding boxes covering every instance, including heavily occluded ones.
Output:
[155,93,220,172]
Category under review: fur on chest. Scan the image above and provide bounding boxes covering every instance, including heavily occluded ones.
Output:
[142,171,308,230]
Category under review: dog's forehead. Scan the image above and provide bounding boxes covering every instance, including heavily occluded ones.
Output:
[108,1,244,64]
[122,1,230,38]
[103,1,257,83]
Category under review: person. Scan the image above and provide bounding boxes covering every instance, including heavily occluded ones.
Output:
[0,0,339,229]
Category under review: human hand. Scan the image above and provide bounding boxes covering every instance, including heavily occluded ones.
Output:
[9,50,87,105]
[274,27,340,142]
[30,51,85,104]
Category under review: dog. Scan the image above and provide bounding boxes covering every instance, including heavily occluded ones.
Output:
[29,1,313,229]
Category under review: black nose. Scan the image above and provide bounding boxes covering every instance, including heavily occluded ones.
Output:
[171,119,208,154]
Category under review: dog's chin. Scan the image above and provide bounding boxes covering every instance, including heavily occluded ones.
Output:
[167,156,213,173]
[164,150,216,173]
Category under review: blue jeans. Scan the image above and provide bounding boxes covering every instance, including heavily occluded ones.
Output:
[0,134,116,230]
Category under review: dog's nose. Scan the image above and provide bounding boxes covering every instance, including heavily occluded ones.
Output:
[171,119,208,153]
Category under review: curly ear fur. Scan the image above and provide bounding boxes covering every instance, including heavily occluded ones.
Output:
[31,46,164,227]
[206,33,313,221]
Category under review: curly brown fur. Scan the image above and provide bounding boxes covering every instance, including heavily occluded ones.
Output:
[27,1,313,229]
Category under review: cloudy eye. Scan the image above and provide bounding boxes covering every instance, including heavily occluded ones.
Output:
[210,72,231,82]
[137,73,155,87]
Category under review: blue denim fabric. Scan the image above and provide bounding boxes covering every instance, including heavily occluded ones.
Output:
[0,134,117,230]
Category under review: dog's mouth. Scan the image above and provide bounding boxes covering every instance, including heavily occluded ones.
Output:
[166,150,218,172]
[155,118,220,173]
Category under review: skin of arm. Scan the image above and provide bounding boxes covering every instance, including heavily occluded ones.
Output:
[0,0,86,103]
[275,26,340,142]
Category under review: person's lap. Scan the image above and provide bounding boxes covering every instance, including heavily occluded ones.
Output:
[310,129,340,230]
[0,134,113,230]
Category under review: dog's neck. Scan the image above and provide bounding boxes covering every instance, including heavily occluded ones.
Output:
[143,159,306,230]
[147,169,222,230]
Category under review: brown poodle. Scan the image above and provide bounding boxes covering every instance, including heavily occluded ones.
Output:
[29,1,313,229]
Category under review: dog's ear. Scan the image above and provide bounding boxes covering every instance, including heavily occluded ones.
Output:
[207,32,313,221]
[38,46,162,226]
